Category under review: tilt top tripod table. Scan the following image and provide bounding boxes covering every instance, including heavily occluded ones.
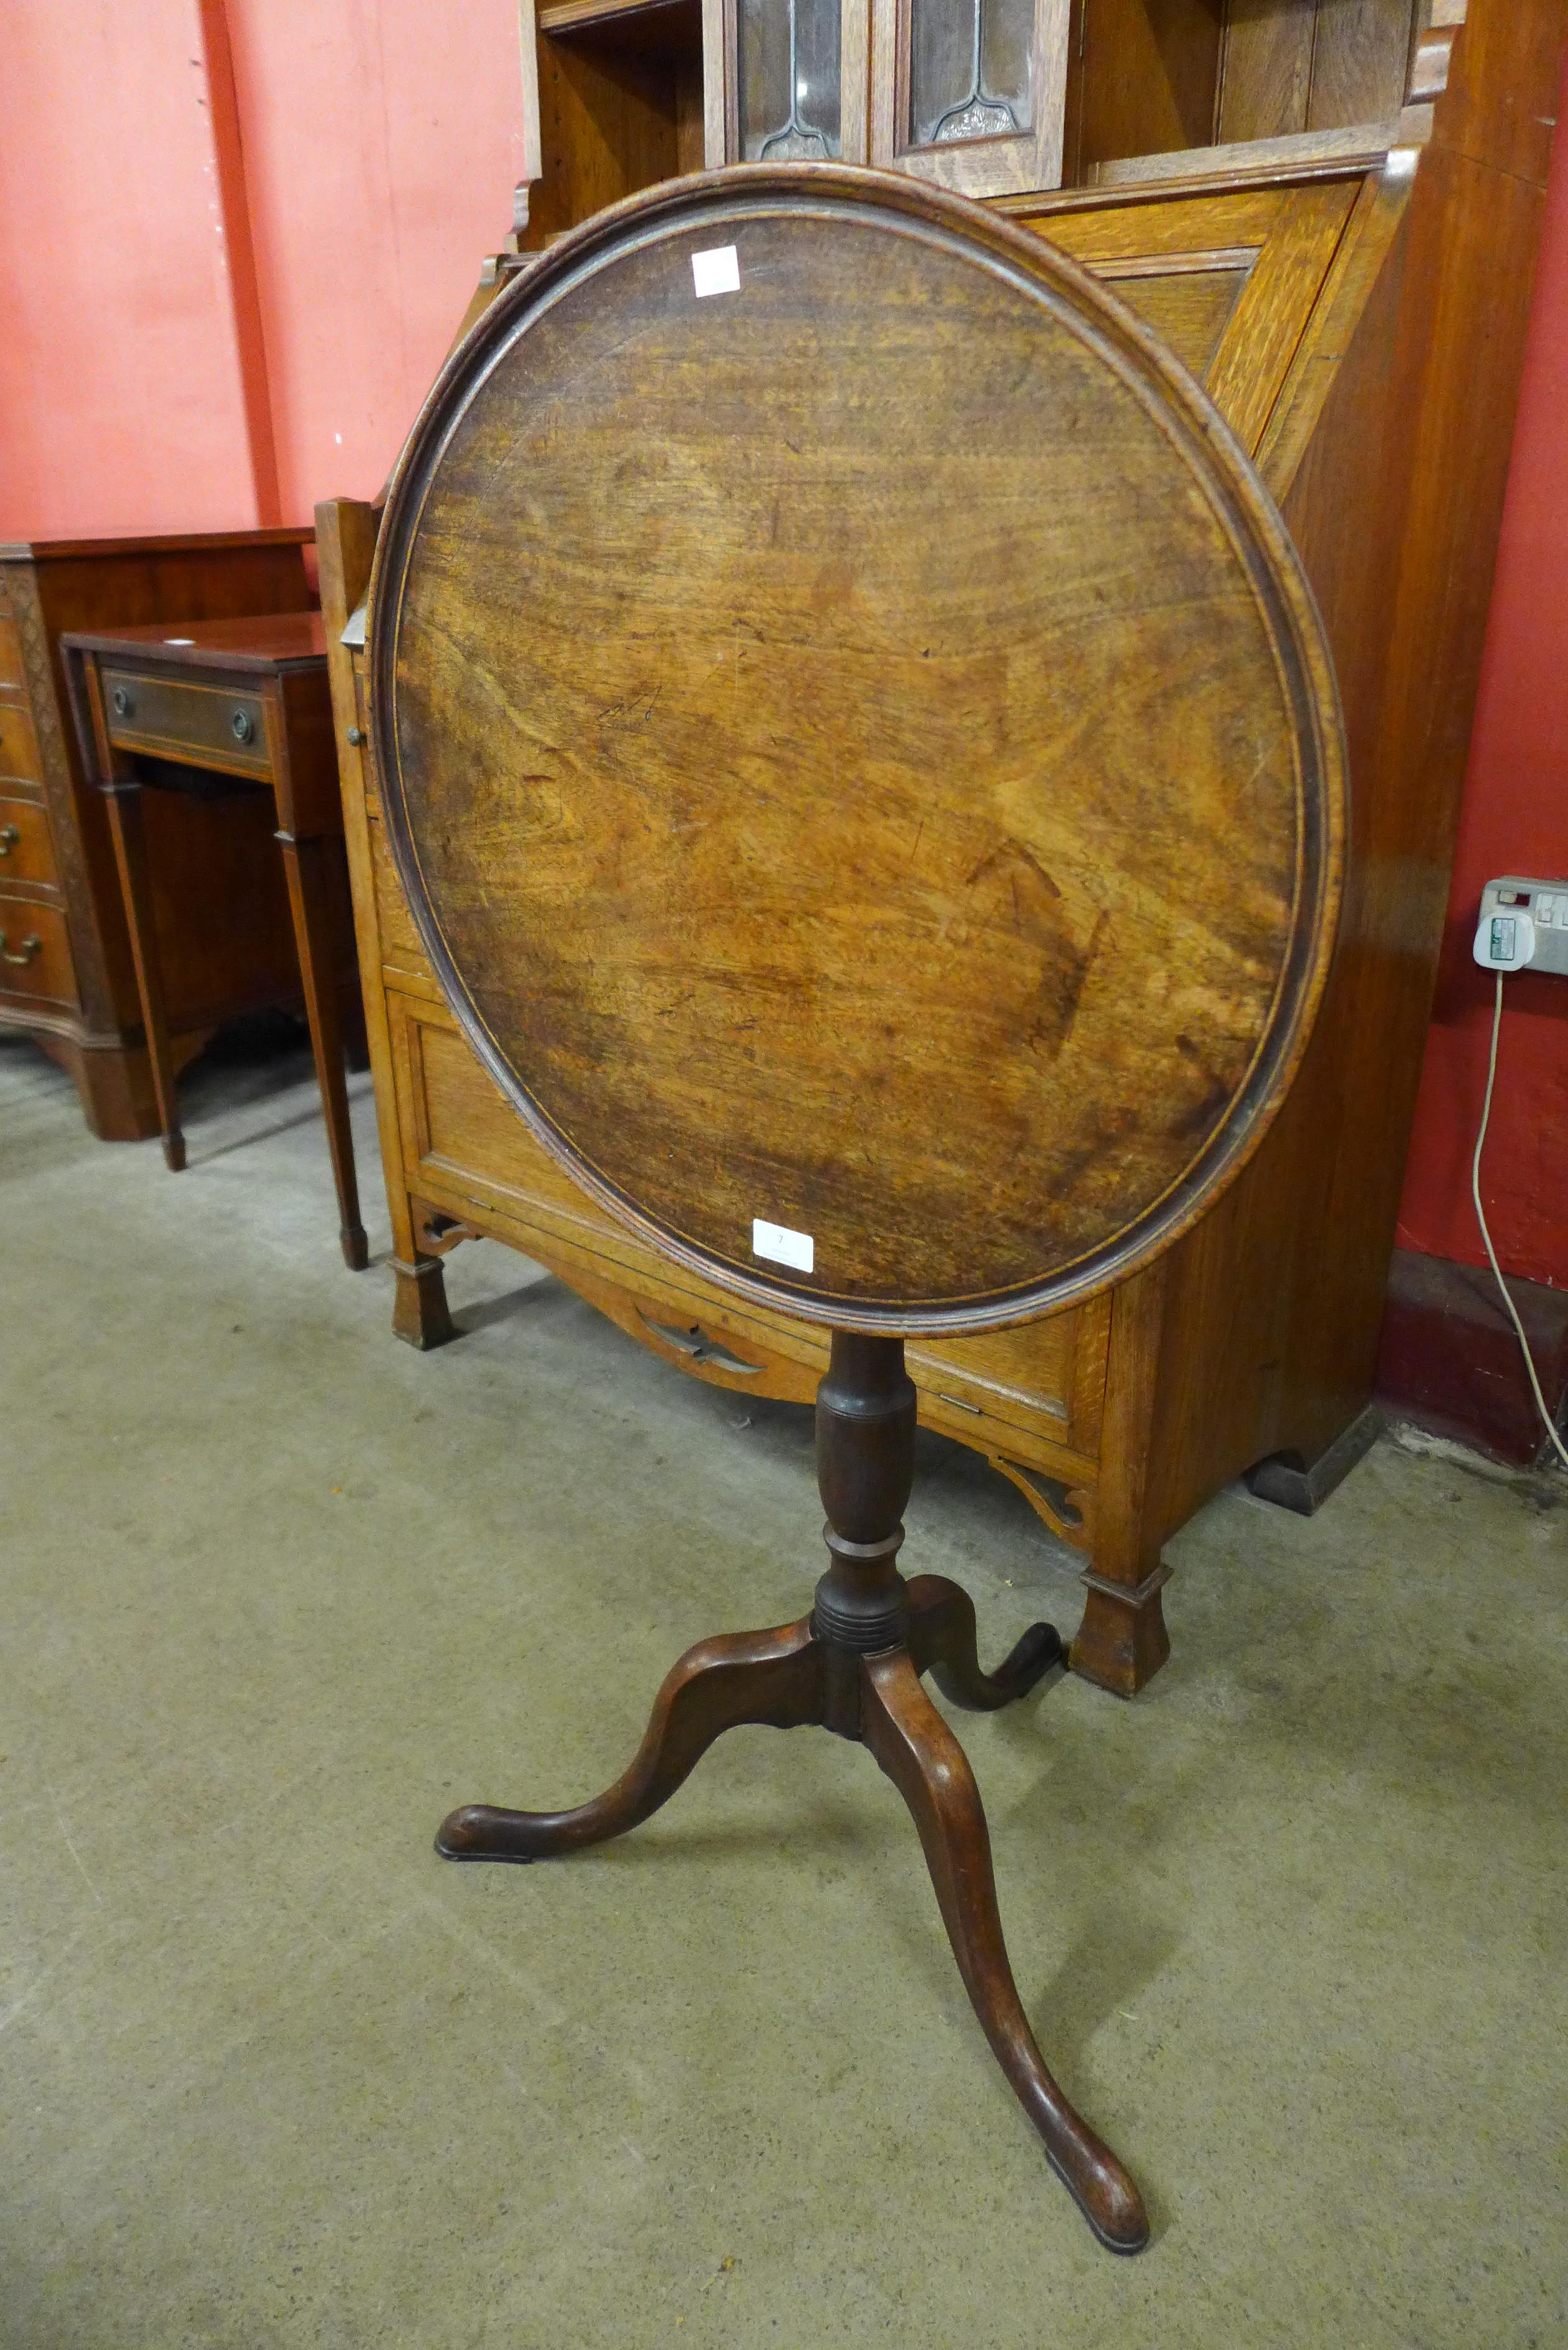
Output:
[368,165,1346,2254]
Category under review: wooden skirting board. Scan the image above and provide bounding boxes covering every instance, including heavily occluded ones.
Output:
[1378,1247,1568,1469]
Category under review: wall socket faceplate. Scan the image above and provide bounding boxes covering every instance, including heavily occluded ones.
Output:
[1473,876,1568,975]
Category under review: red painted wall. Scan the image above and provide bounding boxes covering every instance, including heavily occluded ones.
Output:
[0,1,267,537]
[1395,64,1568,1294]
[0,0,526,540]
[224,0,528,518]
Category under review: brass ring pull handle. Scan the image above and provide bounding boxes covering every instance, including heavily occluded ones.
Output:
[111,686,133,719]
[230,708,255,744]
[0,824,19,856]
[0,929,41,967]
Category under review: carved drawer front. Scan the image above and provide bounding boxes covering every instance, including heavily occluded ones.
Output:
[0,795,57,891]
[0,899,76,1008]
[366,807,435,981]
[101,668,271,779]
[0,612,23,692]
[0,696,44,790]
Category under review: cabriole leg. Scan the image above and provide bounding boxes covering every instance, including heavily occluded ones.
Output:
[437,1617,823,1862]
[905,1573,1063,1711]
[861,1647,1149,2254]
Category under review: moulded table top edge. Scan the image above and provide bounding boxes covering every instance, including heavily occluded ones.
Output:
[0,530,314,563]
[370,164,1347,1336]
[59,614,329,674]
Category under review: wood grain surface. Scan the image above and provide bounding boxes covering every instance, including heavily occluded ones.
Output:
[372,165,1344,1333]
[60,612,327,673]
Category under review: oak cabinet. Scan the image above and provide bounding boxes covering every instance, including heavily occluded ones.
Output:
[325,0,1567,1693]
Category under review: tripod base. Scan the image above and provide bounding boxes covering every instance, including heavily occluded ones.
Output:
[437,1574,1149,2255]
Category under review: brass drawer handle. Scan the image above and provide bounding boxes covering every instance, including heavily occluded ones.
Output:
[637,1311,762,1376]
[936,1391,984,1415]
[0,824,18,856]
[0,928,41,966]
[111,685,133,719]
[231,707,256,745]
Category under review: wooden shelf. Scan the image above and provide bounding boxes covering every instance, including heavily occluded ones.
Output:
[1084,118,1407,192]
[538,0,694,40]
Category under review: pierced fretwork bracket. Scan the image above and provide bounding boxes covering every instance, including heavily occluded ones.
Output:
[412,1201,484,1258]
[987,1454,1094,1552]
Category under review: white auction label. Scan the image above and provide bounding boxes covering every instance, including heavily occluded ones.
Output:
[752,1217,814,1273]
[691,245,740,299]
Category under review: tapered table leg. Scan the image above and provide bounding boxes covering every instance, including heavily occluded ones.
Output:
[905,1574,1063,1711]
[279,831,368,1270]
[103,781,185,1172]
[392,1248,456,1348]
[861,1646,1149,2254]
[437,1616,824,1863]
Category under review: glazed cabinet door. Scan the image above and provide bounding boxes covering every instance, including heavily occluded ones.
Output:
[704,0,872,163]
[705,0,1070,194]
[869,0,1071,195]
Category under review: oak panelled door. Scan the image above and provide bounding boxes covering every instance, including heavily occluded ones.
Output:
[370,169,1345,2254]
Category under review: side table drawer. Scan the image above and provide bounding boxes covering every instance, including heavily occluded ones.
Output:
[0,795,57,889]
[102,668,270,778]
[0,899,77,1008]
[0,698,43,789]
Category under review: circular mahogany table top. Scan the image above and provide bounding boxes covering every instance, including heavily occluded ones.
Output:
[371,166,1345,1336]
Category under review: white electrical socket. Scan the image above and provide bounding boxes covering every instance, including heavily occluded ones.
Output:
[1473,876,1568,976]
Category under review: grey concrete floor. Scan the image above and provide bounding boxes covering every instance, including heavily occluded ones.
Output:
[1,1025,1565,2349]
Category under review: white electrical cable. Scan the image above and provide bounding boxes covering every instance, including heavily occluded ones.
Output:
[1471,971,1568,1471]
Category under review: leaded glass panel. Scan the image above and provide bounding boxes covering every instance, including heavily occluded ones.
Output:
[739,0,843,161]
[910,0,1034,147]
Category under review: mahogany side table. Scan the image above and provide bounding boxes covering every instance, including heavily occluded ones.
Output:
[369,167,1346,2252]
[65,614,368,1268]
